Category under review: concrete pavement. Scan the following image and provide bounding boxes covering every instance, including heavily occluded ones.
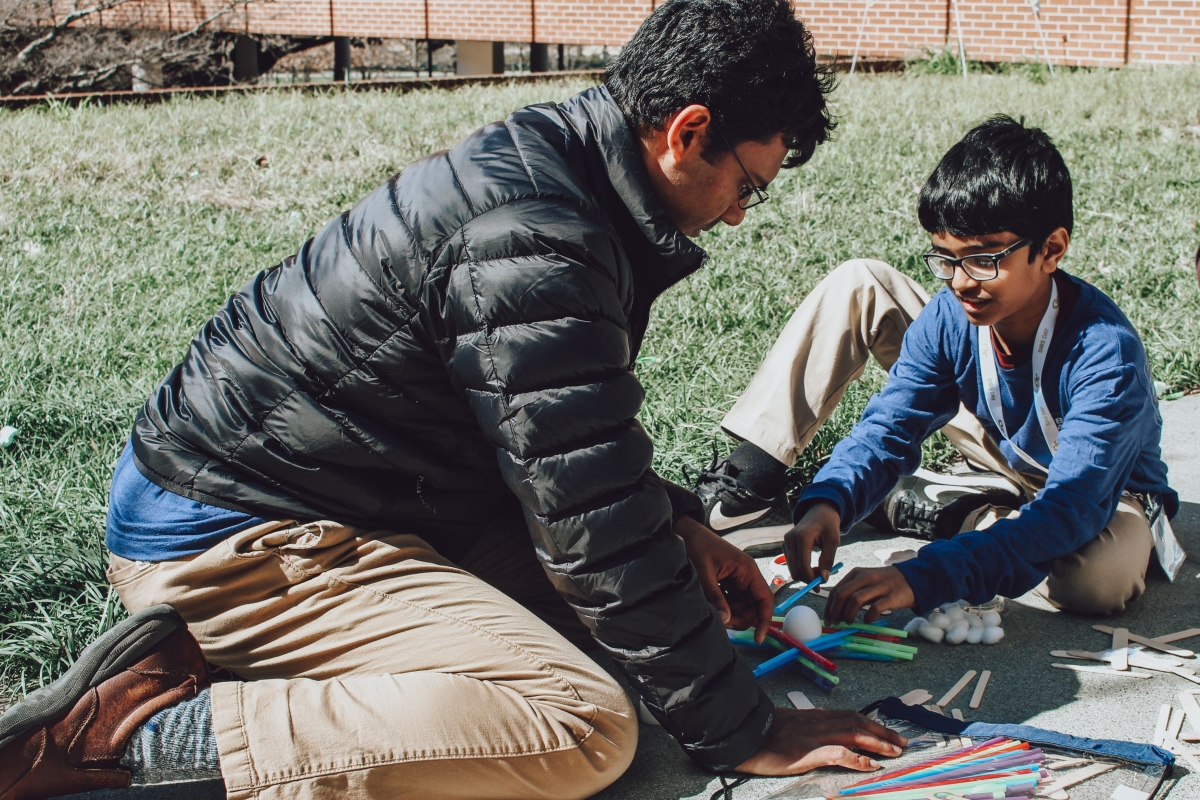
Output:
[596,394,1200,800]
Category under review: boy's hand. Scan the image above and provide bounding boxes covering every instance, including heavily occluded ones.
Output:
[783,501,841,583]
[675,516,774,643]
[735,707,907,775]
[824,566,916,624]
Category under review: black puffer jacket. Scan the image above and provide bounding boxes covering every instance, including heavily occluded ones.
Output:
[132,85,773,769]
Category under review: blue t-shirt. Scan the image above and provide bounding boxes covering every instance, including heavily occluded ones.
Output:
[797,272,1176,613]
[106,443,267,561]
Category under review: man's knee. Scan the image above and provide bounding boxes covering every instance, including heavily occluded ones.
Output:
[1044,553,1146,615]
[559,674,639,799]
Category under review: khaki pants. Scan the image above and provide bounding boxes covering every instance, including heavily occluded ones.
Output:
[722,259,1154,615]
[107,518,637,800]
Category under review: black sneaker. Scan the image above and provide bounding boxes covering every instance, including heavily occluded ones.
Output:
[867,467,1021,541]
[687,453,794,556]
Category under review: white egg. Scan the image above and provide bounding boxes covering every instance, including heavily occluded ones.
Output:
[981,626,1005,645]
[945,620,970,644]
[966,613,984,628]
[783,605,824,642]
[919,623,945,643]
[981,611,1002,627]
[904,617,928,635]
[928,611,952,629]
[966,626,984,644]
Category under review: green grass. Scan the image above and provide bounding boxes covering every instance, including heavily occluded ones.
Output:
[1,68,1198,694]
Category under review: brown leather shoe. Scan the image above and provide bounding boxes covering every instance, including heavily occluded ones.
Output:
[0,605,210,800]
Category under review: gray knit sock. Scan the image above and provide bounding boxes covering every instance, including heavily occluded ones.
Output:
[121,687,221,784]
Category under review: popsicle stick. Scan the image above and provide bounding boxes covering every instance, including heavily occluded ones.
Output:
[1178,691,1200,737]
[1040,762,1116,791]
[1046,757,1092,770]
[1164,737,1200,775]
[1153,628,1200,644]
[950,708,965,721]
[899,689,933,706]
[1094,625,1194,658]
[1154,704,1172,747]
[925,704,945,715]
[969,670,992,709]
[1051,663,1153,678]
[788,690,814,710]
[1168,707,1185,742]
[937,670,978,708]
[1112,628,1129,671]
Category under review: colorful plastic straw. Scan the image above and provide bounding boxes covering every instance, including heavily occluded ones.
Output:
[774,562,843,614]
[804,629,858,651]
[768,629,839,672]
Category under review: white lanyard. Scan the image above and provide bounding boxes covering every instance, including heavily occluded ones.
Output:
[977,279,1060,473]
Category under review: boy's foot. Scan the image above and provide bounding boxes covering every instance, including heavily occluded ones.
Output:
[690,455,795,556]
[0,604,210,800]
[868,467,1021,541]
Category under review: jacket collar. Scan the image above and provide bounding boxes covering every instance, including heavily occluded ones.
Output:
[557,85,709,287]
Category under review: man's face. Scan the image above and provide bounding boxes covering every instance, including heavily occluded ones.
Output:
[929,229,1062,328]
[641,105,789,238]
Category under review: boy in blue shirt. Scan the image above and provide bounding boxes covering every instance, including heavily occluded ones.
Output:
[694,115,1177,618]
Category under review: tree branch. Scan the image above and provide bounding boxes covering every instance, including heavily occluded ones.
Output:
[16,0,138,61]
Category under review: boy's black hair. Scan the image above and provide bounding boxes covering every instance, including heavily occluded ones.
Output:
[918,115,1073,258]
[605,0,836,168]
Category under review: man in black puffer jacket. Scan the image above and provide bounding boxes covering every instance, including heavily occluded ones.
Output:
[0,2,906,799]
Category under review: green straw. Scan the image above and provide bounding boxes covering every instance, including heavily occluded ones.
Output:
[841,642,914,660]
[830,622,908,637]
[846,635,918,654]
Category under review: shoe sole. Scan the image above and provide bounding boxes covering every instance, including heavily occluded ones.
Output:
[722,524,793,554]
[0,604,186,750]
[912,467,1020,494]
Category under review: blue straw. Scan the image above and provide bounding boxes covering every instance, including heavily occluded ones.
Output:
[774,562,843,615]
[805,629,857,651]
[752,648,800,679]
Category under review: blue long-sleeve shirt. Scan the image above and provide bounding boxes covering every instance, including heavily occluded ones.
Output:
[797,271,1176,613]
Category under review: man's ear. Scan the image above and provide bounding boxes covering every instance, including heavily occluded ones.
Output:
[664,104,714,167]
[1040,227,1070,272]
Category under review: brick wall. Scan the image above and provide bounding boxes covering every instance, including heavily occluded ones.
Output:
[1128,0,1200,63]
[52,0,1199,67]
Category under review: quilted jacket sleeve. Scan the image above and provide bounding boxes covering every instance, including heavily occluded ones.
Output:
[445,205,773,772]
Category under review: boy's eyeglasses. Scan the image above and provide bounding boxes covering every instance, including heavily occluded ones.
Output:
[922,238,1033,282]
[710,121,770,210]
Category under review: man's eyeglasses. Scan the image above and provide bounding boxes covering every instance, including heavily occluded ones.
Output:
[710,121,770,210]
[922,238,1033,282]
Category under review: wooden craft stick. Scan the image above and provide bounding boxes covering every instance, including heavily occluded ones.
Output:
[1046,757,1092,770]
[1112,628,1129,671]
[1168,707,1185,743]
[788,690,814,710]
[899,689,933,706]
[937,670,978,707]
[1154,704,1172,747]
[969,670,992,710]
[950,708,964,721]
[1164,737,1200,775]
[1178,691,1200,737]
[1051,663,1153,678]
[1153,628,1200,644]
[1094,625,1195,657]
[1041,762,1117,792]
[925,703,945,715]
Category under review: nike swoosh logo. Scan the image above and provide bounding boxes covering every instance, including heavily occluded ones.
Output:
[924,485,982,503]
[710,502,770,531]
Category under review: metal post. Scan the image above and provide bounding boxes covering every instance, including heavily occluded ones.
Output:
[333,36,351,83]
[849,0,876,75]
[1028,0,1055,75]
[951,0,968,77]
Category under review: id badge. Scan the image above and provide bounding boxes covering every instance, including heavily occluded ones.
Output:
[1146,495,1186,582]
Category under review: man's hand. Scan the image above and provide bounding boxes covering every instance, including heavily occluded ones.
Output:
[675,516,774,643]
[824,566,917,625]
[735,707,907,776]
[783,501,842,583]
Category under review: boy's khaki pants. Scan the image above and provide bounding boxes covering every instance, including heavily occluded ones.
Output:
[107,513,637,800]
[721,259,1154,615]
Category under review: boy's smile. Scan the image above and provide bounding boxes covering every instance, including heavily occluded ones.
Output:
[930,227,1070,347]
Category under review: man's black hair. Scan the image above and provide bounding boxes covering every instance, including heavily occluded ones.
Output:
[605,0,835,168]
[918,115,1073,258]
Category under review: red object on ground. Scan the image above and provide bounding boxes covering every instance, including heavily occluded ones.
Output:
[771,629,839,672]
